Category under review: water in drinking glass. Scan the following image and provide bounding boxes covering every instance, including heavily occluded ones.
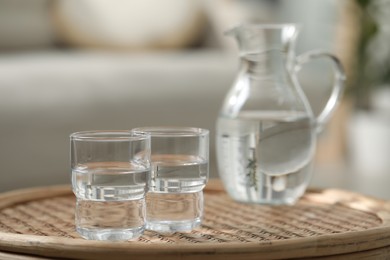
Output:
[149,154,208,193]
[146,154,208,232]
[131,127,209,233]
[72,162,148,240]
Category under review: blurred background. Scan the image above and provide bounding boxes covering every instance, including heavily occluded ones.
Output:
[0,0,389,198]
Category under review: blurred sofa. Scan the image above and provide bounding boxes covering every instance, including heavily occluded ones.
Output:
[0,49,237,192]
[0,0,247,191]
[0,0,346,192]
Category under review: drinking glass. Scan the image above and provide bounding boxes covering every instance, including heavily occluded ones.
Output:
[132,127,209,232]
[70,131,150,241]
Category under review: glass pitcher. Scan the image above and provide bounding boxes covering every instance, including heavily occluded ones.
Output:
[216,24,345,205]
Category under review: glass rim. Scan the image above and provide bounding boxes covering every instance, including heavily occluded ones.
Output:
[131,126,209,137]
[70,130,150,141]
[225,23,301,36]
[234,23,300,29]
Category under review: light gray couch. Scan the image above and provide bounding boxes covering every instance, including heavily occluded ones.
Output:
[0,49,238,192]
[0,0,344,193]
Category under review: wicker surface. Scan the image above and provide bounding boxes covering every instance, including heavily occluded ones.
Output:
[0,180,390,259]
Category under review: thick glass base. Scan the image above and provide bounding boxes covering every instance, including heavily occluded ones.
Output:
[146,191,203,232]
[76,226,144,241]
[146,218,201,233]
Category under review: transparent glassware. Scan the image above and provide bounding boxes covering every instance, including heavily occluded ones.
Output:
[216,24,345,205]
[132,127,209,233]
[70,131,150,241]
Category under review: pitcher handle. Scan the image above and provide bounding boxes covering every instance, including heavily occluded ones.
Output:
[294,50,346,132]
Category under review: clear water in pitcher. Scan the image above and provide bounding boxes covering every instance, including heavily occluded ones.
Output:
[217,111,315,205]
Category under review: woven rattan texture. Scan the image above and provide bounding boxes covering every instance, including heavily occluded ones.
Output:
[0,191,382,244]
